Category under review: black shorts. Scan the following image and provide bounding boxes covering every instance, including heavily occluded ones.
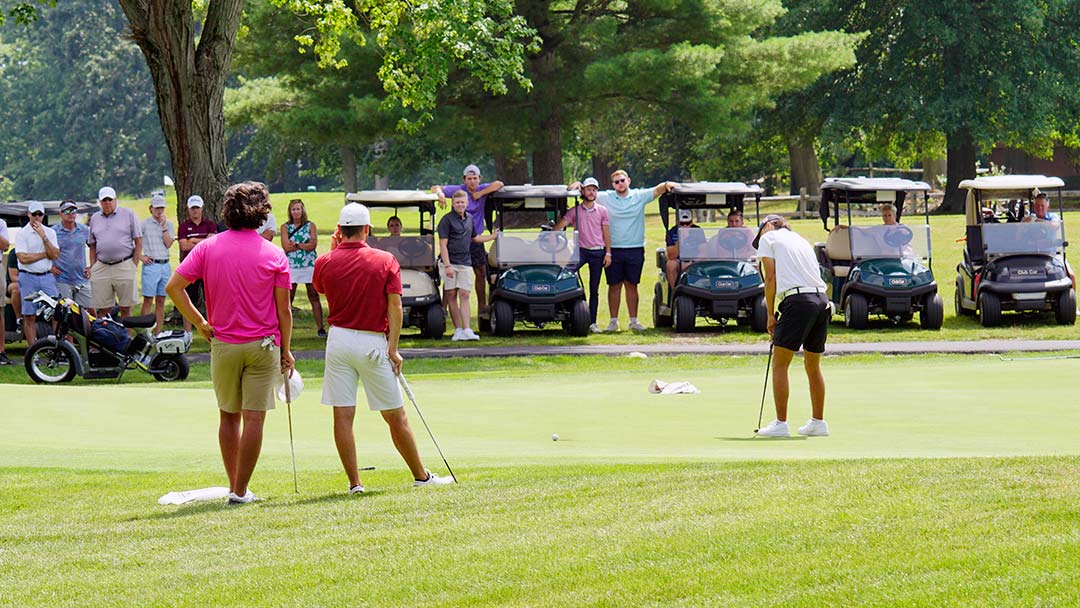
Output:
[605,247,645,285]
[470,241,488,269]
[774,292,830,354]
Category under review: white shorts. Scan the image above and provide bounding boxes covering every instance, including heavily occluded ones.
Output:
[321,326,403,410]
[290,265,314,285]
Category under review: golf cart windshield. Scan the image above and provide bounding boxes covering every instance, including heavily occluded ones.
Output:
[366,235,436,269]
[679,227,757,261]
[981,222,1064,256]
[495,231,580,267]
[848,225,931,260]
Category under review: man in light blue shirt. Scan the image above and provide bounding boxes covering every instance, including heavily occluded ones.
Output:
[52,200,93,310]
[571,170,676,331]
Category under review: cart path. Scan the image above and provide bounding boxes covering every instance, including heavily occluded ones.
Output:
[185,339,1080,363]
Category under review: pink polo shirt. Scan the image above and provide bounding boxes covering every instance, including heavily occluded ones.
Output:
[176,229,291,345]
[562,202,609,250]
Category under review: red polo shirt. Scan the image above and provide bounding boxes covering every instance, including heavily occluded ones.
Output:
[313,240,402,333]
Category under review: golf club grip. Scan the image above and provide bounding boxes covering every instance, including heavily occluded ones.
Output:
[283,371,292,404]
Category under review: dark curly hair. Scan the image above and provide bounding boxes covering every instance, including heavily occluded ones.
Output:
[221,181,271,230]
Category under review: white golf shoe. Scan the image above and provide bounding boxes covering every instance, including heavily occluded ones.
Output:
[349,484,366,495]
[628,319,646,331]
[462,328,480,341]
[414,471,454,487]
[755,420,790,437]
[226,490,260,505]
[605,319,620,332]
[797,418,830,436]
[451,328,466,341]
[589,323,603,334]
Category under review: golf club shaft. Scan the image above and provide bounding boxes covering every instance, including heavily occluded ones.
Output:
[284,371,298,493]
[757,343,773,431]
[398,373,457,482]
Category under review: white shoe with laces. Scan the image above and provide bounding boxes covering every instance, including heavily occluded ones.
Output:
[589,323,603,334]
[462,328,480,341]
[451,328,466,341]
[628,319,646,331]
[755,420,790,437]
[349,484,365,494]
[797,418,830,437]
[226,490,260,505]
[605,319,620,332]
[413,471,454,487]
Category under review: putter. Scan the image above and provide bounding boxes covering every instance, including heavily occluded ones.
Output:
[398,373,458,483]
[284,370,299,493]
[754,342,774,434]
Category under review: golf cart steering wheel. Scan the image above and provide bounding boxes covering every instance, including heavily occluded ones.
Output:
[398,237,430,258]
[715,229,751,251]
[883,225,913,248]
[537,231,569,254]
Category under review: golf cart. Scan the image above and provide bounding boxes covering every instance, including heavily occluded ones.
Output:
[485,185,590,337]
[816,177,943,329]
[954,175,1075,326]
[652,182,767,333]
[345,191,446,338]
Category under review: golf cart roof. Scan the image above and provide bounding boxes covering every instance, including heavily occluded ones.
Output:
[673,182,764,196]
[821,177,931,192]
[489,185,579,200]
[0,200,100,227]
[958,175,1065,191]
[346,191,439,205]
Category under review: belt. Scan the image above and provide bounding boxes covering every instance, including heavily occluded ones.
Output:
[100,256,132,266]
[779,286,825,300]
[151,259,170,264]
[21,270,49,276]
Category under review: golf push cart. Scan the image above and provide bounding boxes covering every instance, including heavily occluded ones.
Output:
[345,191,446,338]
[484,185,590,337]
[815,177,943,330]
[653,182,767,333]
[954,175,1075,326]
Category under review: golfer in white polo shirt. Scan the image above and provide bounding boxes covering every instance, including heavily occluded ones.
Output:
[753,214,831,437]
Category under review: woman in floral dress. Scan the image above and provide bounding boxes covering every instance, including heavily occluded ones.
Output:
[281,198,326,337]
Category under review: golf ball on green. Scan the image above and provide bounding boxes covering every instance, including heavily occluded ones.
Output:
[552,434,559,441]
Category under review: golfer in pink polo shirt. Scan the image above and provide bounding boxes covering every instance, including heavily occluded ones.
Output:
[166,181,294,505]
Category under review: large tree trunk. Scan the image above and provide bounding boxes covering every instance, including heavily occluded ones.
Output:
[494,152,529,184]
[340,145,357,193]
[531,110,563,184]
[788,138,822,196]
[119,0,242,220]
[920,157,947,190]
[942,128,977,213]
[591,155,616,189]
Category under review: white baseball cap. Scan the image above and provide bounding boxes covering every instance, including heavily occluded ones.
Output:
[150,194,167,208]
[186,195,204,208]
[98,186,117,201]
[28,201,45,214]
[463,164,481,177]
[582,177,600,188]
[338,203,371,226]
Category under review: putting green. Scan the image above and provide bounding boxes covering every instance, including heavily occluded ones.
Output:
[1,354,1074,473]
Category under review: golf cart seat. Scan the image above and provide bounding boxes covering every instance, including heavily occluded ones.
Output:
[825,228,853,278]
[121,314,157,329]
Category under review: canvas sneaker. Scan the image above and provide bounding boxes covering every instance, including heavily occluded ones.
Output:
[451,328,466,341]
[462,328,480,341]
[414,471,455,487]
[797,418,830,437]
[605,319,620,332]
[226,490,260,505]
[755,420,790,437]
[589,323,603,334]
[628,319,646,331]
[349,484,366,495]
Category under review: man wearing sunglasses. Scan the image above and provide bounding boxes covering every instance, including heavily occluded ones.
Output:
[52,200,93,312]
[14,201,59,345]
[87,186,143,318]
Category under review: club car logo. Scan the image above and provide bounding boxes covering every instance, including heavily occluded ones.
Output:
[1015,269,1044,277]
[888,278,907,286]
[530,284,552,293]
[714,280,737,289]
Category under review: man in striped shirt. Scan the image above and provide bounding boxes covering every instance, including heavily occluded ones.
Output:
[139,194,176,333]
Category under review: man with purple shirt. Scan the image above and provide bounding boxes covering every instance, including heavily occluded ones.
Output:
[432,164,504,313]
[553,177,611,333]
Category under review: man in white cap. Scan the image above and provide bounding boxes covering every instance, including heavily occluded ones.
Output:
[14,201,59,345]
[432,165,504,317]
[177,194,219,333]
[553,177,611,332]
[52,200,93,312]
[139,193,176,333]
[313,203,454,493]
[752,214,831,438]
[87,186,142,318]
[664,208,700,289]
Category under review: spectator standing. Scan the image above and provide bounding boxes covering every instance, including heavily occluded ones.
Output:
[281,198,326,337]
[139,194,176,333]
[15,201,59,345]
[52,200,93,311]
[87,186,143,318]
[438,190,498,340]
[177,195,219,333]
[166,181,294,505]
[552,177,610,332]
[0,216,9,364]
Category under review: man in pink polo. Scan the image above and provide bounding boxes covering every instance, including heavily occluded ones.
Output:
[314,203,453,493]
[166,182,294,505]
[553,177,611,333]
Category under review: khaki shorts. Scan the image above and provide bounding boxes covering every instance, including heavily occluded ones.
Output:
[321,327,403,411]
[440,262,474,292]
[90,259,138,309]
[211,339,280,413]
[0,255,6,306]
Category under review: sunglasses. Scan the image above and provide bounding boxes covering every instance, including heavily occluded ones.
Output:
[612,178,627,185]
[61,210,76,214]
[31,211,44,217]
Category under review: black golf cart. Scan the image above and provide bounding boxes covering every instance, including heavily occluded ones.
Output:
[345,191,446,338]
[485,185,590,337]
[954,175,1075,326]
[652,182,767,333]
[816,177,943,329]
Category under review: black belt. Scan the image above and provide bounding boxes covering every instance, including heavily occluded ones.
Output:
[151,259,170,264]
[20,270,49,276]
[100,256,132,266]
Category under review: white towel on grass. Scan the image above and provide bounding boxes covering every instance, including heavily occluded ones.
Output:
[158,487,230,505]
[648,380,700,395]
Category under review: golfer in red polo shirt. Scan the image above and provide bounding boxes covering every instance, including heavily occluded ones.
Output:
[314,203,454,493]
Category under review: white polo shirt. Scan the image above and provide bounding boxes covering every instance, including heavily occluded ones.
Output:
[15,224,59,273]
[757,228,826,294]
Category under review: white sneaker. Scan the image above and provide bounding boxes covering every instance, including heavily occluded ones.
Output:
[589,323,603,334]
[755,420,790,437]
[226,490,260,505]
[451,328,466,341]
[605,319,620,332]
[797,419,829,436]
[413,471,455,487]
[349,484,366,494]
[462,328,480,341]
[628,319,646,331]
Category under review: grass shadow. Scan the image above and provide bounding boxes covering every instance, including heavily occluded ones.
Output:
[716,436,809,442]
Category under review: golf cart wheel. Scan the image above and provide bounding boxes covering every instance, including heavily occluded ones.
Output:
[749,294,768,333]
[1055,288,1077,325]
[920,293,944,330]
[978,292,1002,327]
[844,293,869,330]
[152,354,190,382]
[24,340,77,384]
[652,284,672,328]
[423,305,446,339]
[566,299,591,337]
[673,296,696,333]
[491,300,514,337]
